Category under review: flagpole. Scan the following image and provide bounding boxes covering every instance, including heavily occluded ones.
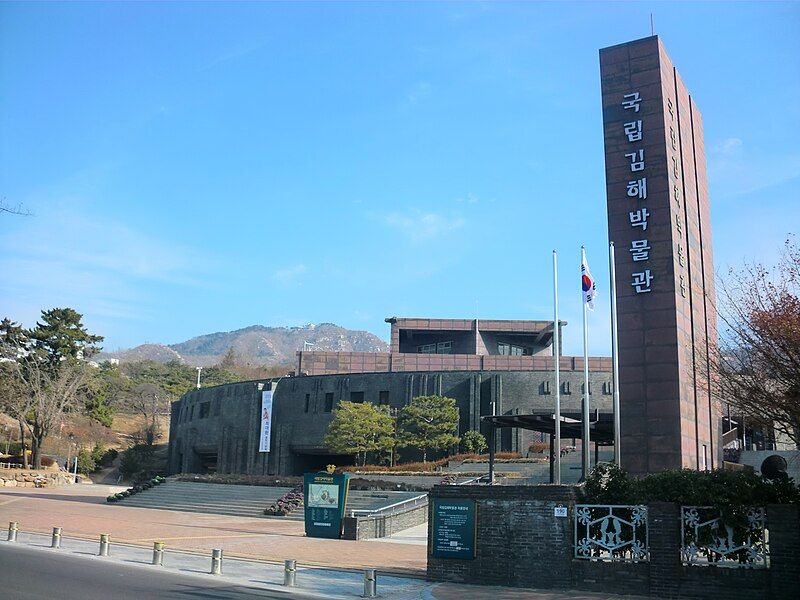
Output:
[581,246,591,481]
[552,250,561,485]
[609,242,621,467]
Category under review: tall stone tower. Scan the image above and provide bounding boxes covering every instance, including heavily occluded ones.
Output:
[599,36,721,475]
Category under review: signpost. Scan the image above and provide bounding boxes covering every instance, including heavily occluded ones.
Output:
[431,498,476,559]
[303,471,350,539]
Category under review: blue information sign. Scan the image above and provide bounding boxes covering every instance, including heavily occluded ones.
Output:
[431,498,476,559]
[303,471,350,539]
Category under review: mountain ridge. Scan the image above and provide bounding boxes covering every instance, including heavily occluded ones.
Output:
[98,323,388,367]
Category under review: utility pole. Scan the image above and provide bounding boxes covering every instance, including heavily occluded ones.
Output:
[196,367,203,389]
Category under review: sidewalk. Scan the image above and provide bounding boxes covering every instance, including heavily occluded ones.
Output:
[0,485,647,599]
[1,532,648,600]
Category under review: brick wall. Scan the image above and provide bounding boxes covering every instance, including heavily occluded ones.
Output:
[297,350,613,377]
[427,486,799,600]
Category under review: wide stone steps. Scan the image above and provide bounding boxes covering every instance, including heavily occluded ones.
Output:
[115,481,426,521]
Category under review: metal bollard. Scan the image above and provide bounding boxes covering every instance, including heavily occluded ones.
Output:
[210,548,223,575]
[363,568,377,598]
[51,527,62,549]
[152,541,164,566]
[283,559,296,587]
[7,522,18,542]
[98,533,109,556]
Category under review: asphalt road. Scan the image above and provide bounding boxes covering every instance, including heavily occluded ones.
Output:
[0,544,324,600]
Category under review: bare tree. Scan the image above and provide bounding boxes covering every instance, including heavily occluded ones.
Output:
[712,238,800,446]
[126,383,169,446]
[0,198,32,216]
[6,355,88,469]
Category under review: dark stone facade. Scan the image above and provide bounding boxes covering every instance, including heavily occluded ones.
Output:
[168,367,615,477]
[600,36,720,475]
[427,485,800,600]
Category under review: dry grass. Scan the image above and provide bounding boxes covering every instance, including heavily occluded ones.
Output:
[351,452,523,473]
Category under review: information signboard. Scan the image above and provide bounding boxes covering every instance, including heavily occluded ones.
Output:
[303,471,350,539]
[431,498,476,559]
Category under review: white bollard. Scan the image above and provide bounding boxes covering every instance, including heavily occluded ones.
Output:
[7,522,18,542]
[283,559,297,587]
[51,527,62,549]
[363,568,377,598]
[210,548,223,575]
[152,541,164,566]
[98,533,109,556]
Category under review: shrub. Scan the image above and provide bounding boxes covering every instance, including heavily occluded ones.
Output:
[119,444,165,481]
[76,448,96,475]
[584,463,800,508]
[40,456,56,468]
[460,431,488,454]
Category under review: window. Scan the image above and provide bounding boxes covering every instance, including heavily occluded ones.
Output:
[498,342,531,356]
[417,341,453,354]
[602,381,613,395]
[199,402,210,419]
[324,393,334,412]
[562,381,571,395]
[540,381,551,395]
[304,394,310,413]
[350,391,365,403]
[582,382,592,395]
[379,390,390,405]
[189,405,195,420]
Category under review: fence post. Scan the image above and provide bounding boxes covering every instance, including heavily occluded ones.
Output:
[210,549,223,575]
[647,502,680,598]
[152,541,164,566]
[283,559,296,586]
[51,527,62,549]
[363,568,377,598]
[7,521,18,542]
[98,533,109,556]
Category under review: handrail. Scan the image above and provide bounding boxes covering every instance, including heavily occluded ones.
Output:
[0,462,24,470]
[348,493,428,518]
[457,476,482,485]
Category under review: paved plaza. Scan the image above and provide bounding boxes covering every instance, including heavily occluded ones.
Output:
[0,484,648,599]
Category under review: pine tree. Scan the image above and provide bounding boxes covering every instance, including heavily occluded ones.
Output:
[397,395,460,463]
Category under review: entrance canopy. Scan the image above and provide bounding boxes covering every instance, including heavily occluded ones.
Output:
[480,412,615,484]
[481,412,615,444]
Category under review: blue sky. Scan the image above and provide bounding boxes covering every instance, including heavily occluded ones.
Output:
[1,1,798,357]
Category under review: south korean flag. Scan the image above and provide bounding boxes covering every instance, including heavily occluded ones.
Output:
[581,257,597,311]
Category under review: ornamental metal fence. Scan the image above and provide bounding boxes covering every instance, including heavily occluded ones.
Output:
[681,506,768,569]
[574,504,649,562]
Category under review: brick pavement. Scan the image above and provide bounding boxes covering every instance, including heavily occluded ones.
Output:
[0,484,425,574]
[0,484,650,599]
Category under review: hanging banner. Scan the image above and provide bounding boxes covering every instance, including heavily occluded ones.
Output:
[259,389,273,452]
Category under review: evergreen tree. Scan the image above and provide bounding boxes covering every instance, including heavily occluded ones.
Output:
[397,395,460,463]
[323,401,395,466]
[30,307,103,362]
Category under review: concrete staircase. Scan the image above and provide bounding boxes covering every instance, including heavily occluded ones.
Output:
[118,481,298,519]
[116,481,427,522]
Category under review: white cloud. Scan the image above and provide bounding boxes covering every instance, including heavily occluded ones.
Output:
[272,264,308,284]
[0,209,215,335]
[708,136,800,198]
[711,137,743,156]
[456,193,480,205]
[381,209,465,242]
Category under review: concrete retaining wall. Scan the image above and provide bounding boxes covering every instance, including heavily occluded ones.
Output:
[342,503,428,540]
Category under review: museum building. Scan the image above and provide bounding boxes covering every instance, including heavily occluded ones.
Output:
[167,317,615,476]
